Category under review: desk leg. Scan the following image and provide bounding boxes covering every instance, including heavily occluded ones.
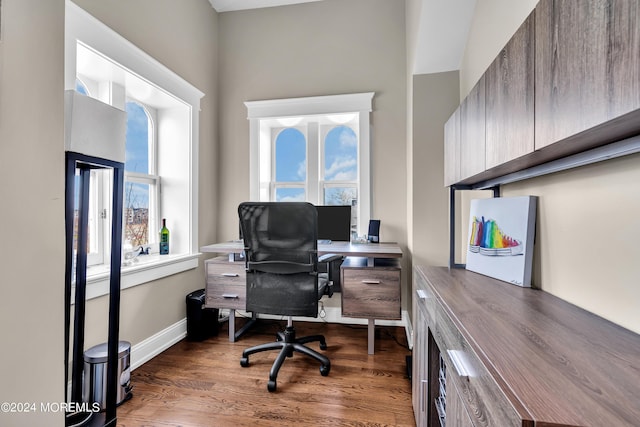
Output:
[228,309,236,342]
[368,318,375,355]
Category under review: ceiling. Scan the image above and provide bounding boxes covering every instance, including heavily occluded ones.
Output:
[207,0,476,75]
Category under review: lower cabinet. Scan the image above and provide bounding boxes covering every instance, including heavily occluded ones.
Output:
[413,266,522,427]
[447,379,474,427]
[412,265,640,427]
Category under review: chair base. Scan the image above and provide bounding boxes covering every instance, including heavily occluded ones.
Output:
[240,325,331,392]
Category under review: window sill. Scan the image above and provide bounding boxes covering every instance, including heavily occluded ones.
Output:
[79,253,200,301]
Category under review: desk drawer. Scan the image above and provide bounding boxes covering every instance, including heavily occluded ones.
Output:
[341,260,400,320]
[434,303,521,427]
[205,258,246,310]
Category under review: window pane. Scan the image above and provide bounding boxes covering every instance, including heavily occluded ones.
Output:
[324,126,357,181]
[125,101,150,174]
[324,187,357,206]
[124,182,150,247]
[75,79,89,96]
[275,187,305,202]
[275,128,306,182]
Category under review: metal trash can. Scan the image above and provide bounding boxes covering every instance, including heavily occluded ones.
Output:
[186,289,219,341]
[83,341,132,410]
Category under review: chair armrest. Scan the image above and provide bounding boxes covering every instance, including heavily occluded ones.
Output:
[318,253,344,264]
[248,260,314,274]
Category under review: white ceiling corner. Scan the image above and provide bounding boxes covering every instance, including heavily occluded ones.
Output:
[413,0,477,75]
[208,0,324,13]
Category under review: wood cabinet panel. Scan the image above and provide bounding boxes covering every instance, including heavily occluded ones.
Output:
[447,380,474,427]
[435,305,523,427]
[536,0,640,150]
[460,76,486,180]
[485,11,535,169]
[444,106,461,186]
[205,257,246,310]
[341,258,400,320]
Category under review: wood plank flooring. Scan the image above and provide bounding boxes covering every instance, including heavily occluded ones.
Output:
[117,319,415,427]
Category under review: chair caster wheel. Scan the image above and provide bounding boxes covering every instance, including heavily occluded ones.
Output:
[320,342,327,350]
[267,380,277,392]
[240,357,249,367]
[320,364,330,376]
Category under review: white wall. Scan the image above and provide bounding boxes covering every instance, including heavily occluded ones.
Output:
[459,0,640,334]
[0,1,66,426]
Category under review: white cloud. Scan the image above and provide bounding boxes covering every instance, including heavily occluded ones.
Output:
[339,128,357,147]
[297,160,306,179]
[325,157,356,180]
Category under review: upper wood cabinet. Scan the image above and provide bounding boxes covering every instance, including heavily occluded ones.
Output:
[485,11,535,169]
[460,75,486,180]
[444,106,461,186]
[535,0,640,150]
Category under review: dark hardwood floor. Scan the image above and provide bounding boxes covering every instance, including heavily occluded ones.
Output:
[117,318,415,427]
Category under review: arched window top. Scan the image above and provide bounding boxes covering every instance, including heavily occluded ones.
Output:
[75,78,89,96]
[324,126,357,181]
[125,101,151,174]
[275,128,306,183]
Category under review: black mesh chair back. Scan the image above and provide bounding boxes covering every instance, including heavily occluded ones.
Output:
[239,202,321,317]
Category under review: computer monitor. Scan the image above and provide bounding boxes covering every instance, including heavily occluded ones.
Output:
[316,205,352,242]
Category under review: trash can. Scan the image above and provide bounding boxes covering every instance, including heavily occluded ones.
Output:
[186,289,219,341]
[83,341,133,410]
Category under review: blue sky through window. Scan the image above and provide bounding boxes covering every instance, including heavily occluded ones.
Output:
[324,126,357,181]
[125,102,150,209]
[125,102,149,174]
[275,128,306,182]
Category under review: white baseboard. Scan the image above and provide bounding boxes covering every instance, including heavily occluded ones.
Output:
[130,318,187,371]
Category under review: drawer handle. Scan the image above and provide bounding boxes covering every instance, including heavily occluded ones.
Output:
[221,273,239,277]
[446,349,475,379]
[416,289,429,299]
[421,379,428,412]
[222,293,239,299]
[361,279,381,284]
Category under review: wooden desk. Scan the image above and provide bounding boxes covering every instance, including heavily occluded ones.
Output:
[200,241,403,354]
[200,240,402,261]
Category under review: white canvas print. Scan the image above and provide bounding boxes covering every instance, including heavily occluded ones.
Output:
[466,196,537,287]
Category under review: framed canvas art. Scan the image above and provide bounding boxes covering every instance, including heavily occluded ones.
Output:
[466,196,537,287]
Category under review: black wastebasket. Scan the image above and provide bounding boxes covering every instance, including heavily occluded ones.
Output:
[186,289,219,341]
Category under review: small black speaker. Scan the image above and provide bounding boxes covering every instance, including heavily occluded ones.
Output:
[368,219,380,243]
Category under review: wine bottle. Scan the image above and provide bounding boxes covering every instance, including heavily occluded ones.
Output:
[159,218,169,255]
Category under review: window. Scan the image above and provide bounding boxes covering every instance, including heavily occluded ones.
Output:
[66,1,203,299]
[246,93,373,236]
[123,101,158,251]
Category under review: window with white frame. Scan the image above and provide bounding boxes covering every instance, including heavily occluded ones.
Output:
[66,1,203,298]
[246,93,373,237]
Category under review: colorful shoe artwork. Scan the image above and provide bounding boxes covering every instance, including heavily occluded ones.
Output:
[469,216,523,256]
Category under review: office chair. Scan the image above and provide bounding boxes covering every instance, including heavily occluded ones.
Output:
[238,201,342,392]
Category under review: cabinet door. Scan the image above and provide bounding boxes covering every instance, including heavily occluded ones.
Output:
[535,0,640,150]
[447,379,475,427]
[412,299,429,426]
[460,75,486,180]
[444,106,461,186]
[485,11,535,169]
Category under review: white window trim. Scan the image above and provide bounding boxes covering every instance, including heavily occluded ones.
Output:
[66,1,204,300]
[245,92,374,236]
